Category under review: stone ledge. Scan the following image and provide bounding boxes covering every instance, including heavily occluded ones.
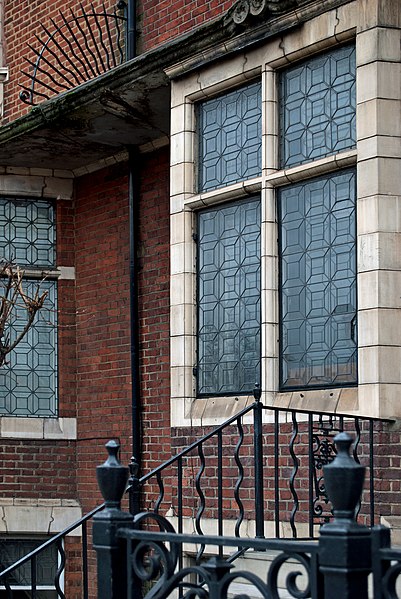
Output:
[0,417,77,440]
[0,500,82,536]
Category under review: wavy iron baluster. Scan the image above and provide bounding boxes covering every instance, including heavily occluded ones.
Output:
[233,415,245,537]
[289,411,299,538]
[54,539,66,599]
[353,418,361,464]
[353,417,362,520]
[154,471,164,514]
[195,444,206,561]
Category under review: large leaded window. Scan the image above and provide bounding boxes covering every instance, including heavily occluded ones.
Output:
[0,198,58,416]
[278,44,357,390]
[195,81,262,396]
[197,198,261,395]
[170,38,360,423]
[278,170,357,389]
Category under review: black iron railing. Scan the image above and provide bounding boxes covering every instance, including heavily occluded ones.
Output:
[93,433,401,599]
[134,391,384,546]
[19,3,127,106]
[0,394,390,597]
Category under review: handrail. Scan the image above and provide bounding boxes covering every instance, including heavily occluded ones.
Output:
[0,503,104,581]
[0,396,391,593]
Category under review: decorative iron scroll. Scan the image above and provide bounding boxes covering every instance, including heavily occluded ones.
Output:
[312,415,340,523]
[230,0,298,25]
[122,512,319,599]
[19,3,127,106]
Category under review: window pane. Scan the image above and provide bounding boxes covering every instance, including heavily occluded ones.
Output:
[0,280,58,416]
[198,82,262,192]
[280,45,356,168]
[197,198,260,395]
[279,169,357,389]
[0,199,55,267]
[0,537,57,592]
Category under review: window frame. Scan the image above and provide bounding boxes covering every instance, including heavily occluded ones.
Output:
[169,11,389,426]
[0,196,59,418]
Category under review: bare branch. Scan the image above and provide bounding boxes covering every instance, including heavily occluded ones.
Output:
[0,260,49,367]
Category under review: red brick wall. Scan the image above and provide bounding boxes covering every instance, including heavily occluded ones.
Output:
[74,161,132,511]
[138,148,171,478]
[74,149,170,513]
[138,0,232,52]
[0,440,76,498]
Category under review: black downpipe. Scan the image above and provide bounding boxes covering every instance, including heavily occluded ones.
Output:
[126,0,140,515]
[126,0,136,62]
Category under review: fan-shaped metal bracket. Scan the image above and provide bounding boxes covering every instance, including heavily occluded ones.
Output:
[19,2,127,106]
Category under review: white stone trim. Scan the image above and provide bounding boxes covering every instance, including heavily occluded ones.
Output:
[0,498,82,536]
[0,417,77,440]
[0,172,73,200]
[170,0,401,423]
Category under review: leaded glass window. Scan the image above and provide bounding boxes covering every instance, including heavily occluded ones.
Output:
[0,198,57,417]
[0,200,55,266]
[198,82,262,192]
[0,537,58,598]
[280,44,356,168]
[197,198,260,396]
[278,169,357,389]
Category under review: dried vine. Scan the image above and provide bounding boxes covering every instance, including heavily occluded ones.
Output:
[0,261,48,367]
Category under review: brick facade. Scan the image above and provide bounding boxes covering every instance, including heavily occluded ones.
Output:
[1,0,401,596]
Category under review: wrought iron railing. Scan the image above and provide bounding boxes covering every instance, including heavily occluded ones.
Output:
[0,393,390,597]
[93,433,401,599]
[19,2,127,106]
[135,390,384,546]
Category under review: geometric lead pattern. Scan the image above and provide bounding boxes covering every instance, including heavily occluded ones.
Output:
[0,537,57,587]
[0,197,57,416]
[0,280,58,416]
[198,82,262,192]
[0,198,55,266]
[279,45,356,168]
[197,198,260,395]
[278,169,357,389]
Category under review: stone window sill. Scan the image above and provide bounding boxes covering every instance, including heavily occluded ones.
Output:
[0,417,77,440]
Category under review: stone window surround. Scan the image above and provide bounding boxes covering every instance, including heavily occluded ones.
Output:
[169,0,401,425]
[0,170,77,439]
[0,498,82,536]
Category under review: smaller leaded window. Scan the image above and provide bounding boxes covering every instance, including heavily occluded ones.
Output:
[0,537,58,598]
[198,82,262,192]
[197,198,261,396]
[279,44,356,168]
[0,198,58,417]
